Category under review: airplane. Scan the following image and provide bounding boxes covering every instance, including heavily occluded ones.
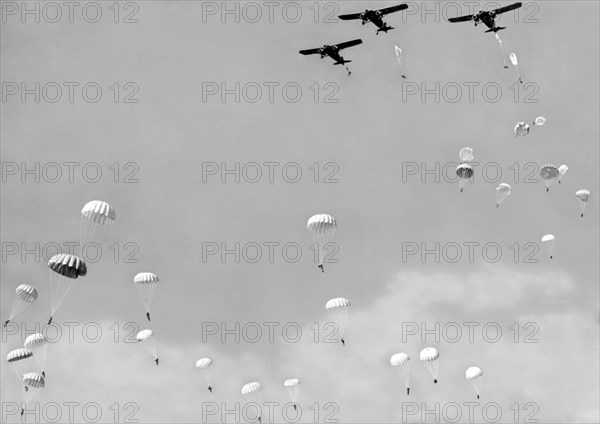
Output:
[448,2,522,33]
[338,4,408,34]
[299,39,363,66]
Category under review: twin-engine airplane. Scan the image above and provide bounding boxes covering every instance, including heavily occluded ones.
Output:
[448,2,522,33]
[299,39,363,66]
[338,4,408,34]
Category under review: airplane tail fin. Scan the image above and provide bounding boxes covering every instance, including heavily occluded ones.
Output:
[486,26,506,33]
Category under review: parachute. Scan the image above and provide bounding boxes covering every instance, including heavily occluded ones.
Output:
[4,284,38,327]
[465,366,483,399]
[419,347,440,383]
[533,116,546,126]
[456,163,474,192]
[7,349,34,386]
[495,34,507,68]
[133,272,159,322]
[284,379,301,409]
[390,353,411,395]
[509,52,522,83]
[21,372,45,416]
[459,147,474,162]
[307,214,337,272]
[325,297,351,346]
[576,190,590,217]
[47,254,87,324]
[24,334,48,377]
[558,165,568,184]
[514,122,530,137]
[541,234,556,259]
[496,183,512,207]
[241,382,262,422]
[196,358,214,392]
[539,165,559,192]
[394,45,406,79]
[136,329,159,365]
[80,200,116,246]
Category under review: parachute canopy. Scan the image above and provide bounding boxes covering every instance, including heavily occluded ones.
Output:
[7,348,33,363]
[496,183,512,207]
[390,353,410,366]
[196,358,212,369]
[48,254,87,278]
[284,378,300,387]
[576,189,591,217]
[459,147,474,162]
[509,52,518,66]
[241,382,262,395]
[514,122,530,137]
[81,200,116,225]
[534,116,546,126]
[23,372,45,388]
[15,284,38,303]
[558,165,568,183]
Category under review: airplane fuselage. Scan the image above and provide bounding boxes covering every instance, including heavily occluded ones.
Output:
[361,10,392,32]
[320,46,346,64]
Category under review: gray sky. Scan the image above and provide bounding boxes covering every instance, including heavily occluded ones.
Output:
[1,1,599,423]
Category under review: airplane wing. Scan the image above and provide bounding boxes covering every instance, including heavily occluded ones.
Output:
[338,12,363,20]
[335,39,363,50]
[299,48,321,55]
[448,14,475,23]
[493,2,522,15]
[378,4,409,15]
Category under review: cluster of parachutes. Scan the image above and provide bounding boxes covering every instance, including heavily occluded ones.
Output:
[454,145,591,216]
[389,348,483,399]
[6,335,49,415]
[3,200,116,414]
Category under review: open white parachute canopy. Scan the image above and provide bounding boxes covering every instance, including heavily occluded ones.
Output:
[133,272,159,321]
[576,189,591,217]
[80,200,116,245]
[306,214,337,269]
[7,348,34,382]
[284,378,301,403]
[47,253,87,323]
[539,165,559,190]
[419,347,440,383]
[390,353,411,391]
[241,381,262,404]
[24,333,48,373]
[514,122,530,137]
[558,165,569,183]
[541,234,556,258]
[459,147,474,162]
[496,183,512,207]
[456,163,474,192]
[325,297,351,341]
[196,358,213,387]
[136,329,158,362]
[465,366,483,398]
[7,284,38,324]
[534,116,546,126]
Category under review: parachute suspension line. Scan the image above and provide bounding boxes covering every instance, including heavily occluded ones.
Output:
[49,271,77,317]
